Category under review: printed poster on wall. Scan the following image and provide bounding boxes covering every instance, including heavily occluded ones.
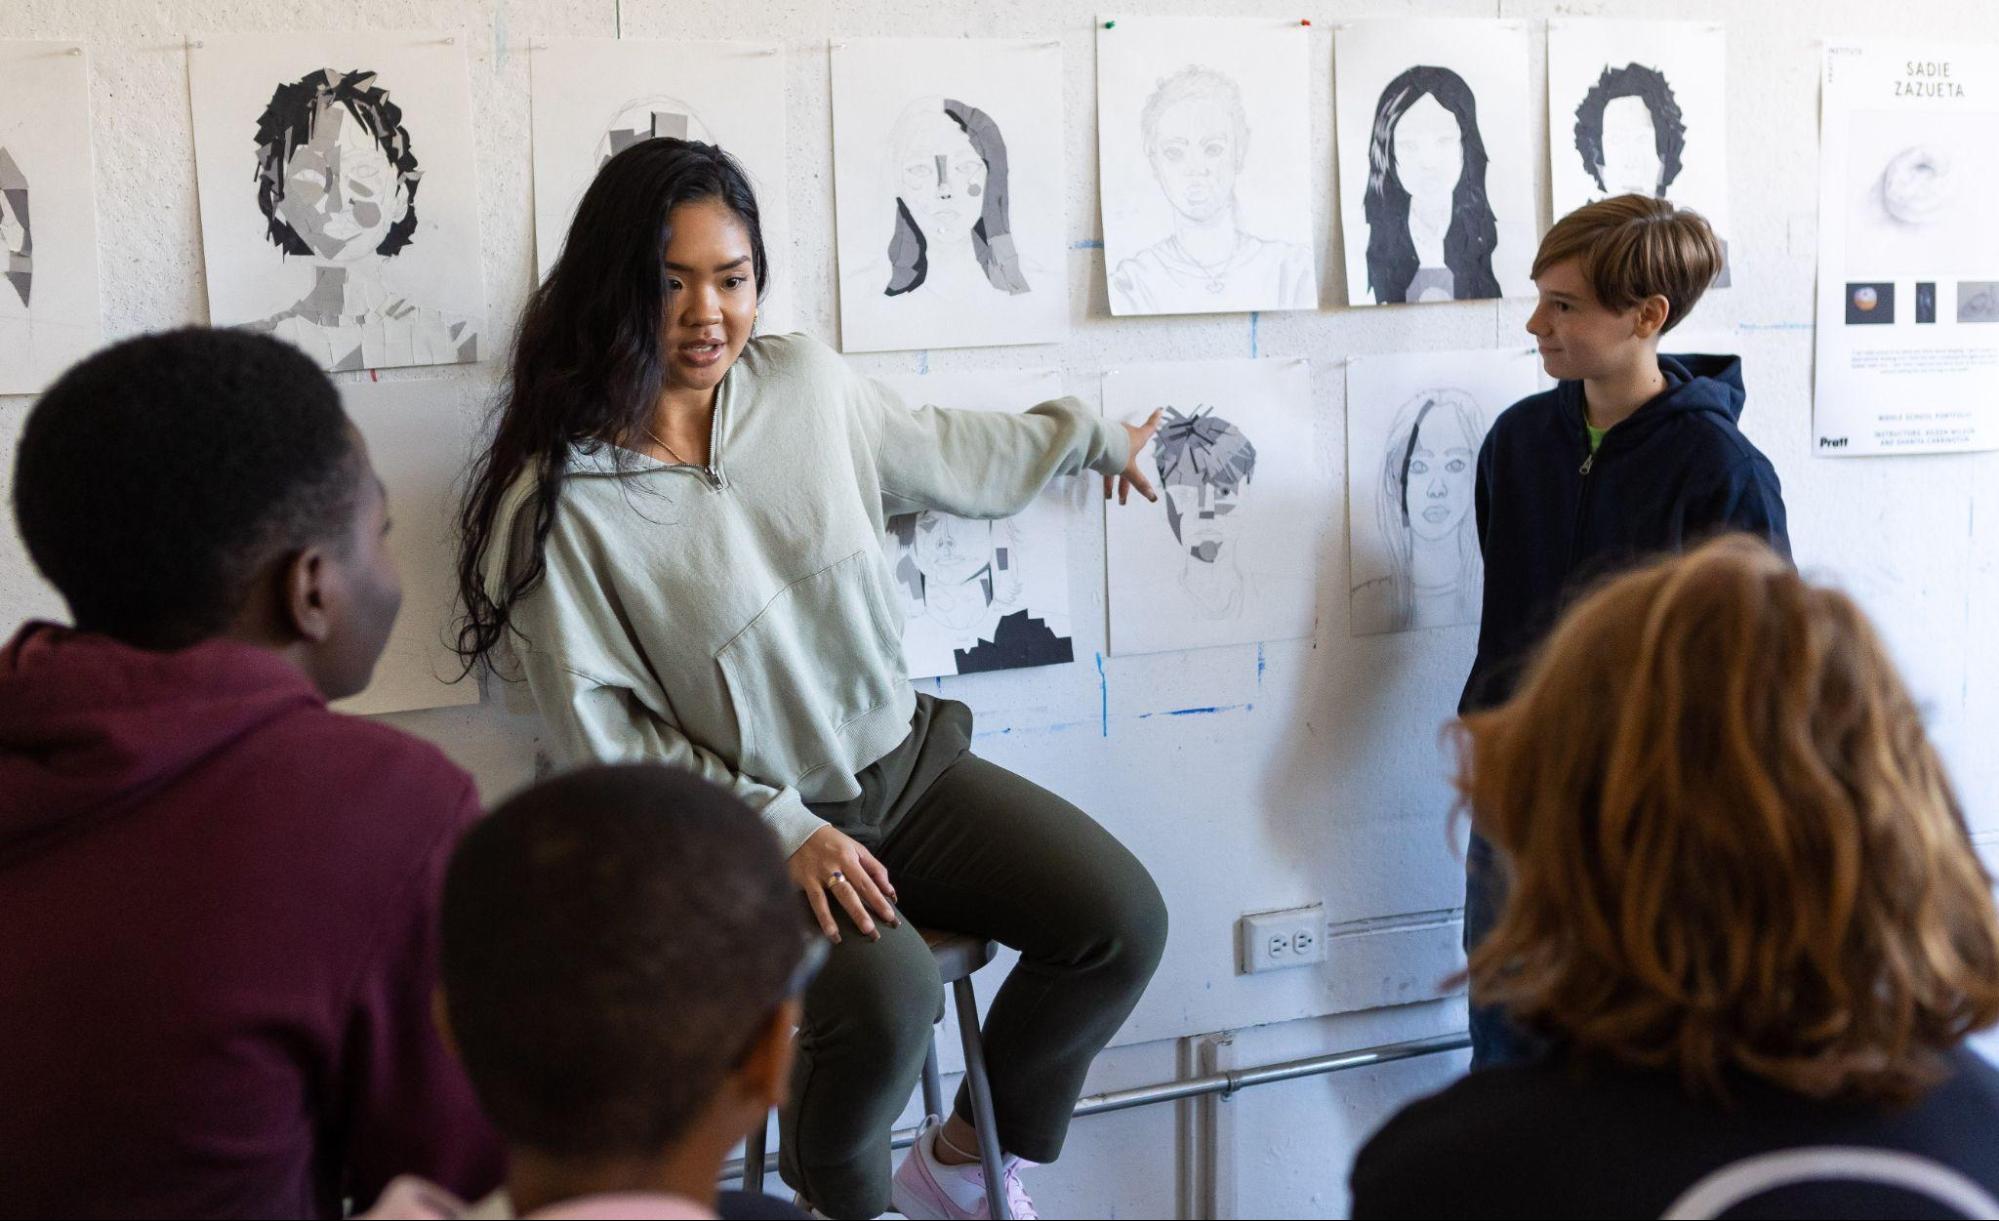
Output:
[1814,42,1999,456]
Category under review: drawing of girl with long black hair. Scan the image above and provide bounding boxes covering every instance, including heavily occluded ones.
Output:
[1363,65,1501,305]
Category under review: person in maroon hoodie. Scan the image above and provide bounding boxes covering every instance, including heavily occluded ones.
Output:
[0,328,504,1218]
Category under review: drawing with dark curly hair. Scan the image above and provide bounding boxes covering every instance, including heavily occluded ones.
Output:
[244,68,477,371]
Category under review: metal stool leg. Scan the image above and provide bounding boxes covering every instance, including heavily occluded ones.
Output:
[952,977,1010,1221]
[741,1111,767,1193]
[922,1034,945,1119]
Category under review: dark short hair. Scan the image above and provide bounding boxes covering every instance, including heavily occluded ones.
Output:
[1150,407,1256,542]
[254,68,423,257]
[12,328,359,649]
[1573,63,1687,196]
[440,764,807,1157]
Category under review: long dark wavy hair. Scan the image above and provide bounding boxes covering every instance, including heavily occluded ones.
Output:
[1363,65,1500,304]
[453,139,769,671]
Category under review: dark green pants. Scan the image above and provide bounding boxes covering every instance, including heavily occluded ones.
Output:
[777,696,1168,1218]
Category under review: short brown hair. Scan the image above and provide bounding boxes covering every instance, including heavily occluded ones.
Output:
[1531,194,1722,333]
[1457,536,1999,1104]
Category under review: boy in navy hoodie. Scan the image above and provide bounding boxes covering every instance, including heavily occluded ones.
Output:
[0,329,502,1216]
[1461,196,1788,1067]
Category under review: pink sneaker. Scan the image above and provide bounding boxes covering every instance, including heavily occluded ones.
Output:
[891,1117,1039,1220]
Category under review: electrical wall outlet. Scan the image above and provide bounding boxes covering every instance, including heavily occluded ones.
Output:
[1238,904,1327,974]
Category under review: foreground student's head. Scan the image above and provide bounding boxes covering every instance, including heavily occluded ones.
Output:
[1526,194,1721,380]
[1459,536,1999,1103]
[11,328,400,698]
[439,765,809,1196]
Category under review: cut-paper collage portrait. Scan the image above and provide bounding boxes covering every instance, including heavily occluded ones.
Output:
[832,38,1066,352]
[1103,357,1319,655]
[1345,347,1539,637]
[874,369,1079,679]
[189,33,489,373]
[1096,17,1318,317]
[0,41,104,394]
[1548,21,1732,286]
[1334,20,1536,307]
[531,38,794,333]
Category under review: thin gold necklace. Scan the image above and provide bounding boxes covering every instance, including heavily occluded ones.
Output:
[643,424,696,468]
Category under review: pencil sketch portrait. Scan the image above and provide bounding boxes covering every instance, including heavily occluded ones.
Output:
[245,68,478,371]
[1351,389,1484,635]
[1363,65,1500,305]
[1110,66,1313,314]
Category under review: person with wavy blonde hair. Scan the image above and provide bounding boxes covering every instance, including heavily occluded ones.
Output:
[1353,536,1999,1218]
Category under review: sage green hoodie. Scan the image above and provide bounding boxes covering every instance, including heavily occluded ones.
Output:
[487,334,1130,855]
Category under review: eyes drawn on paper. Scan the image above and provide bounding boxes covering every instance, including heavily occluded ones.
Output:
[246,68,478,371]
[1363,65,1500,305]
[881,96,1031,300]
[1109,66,1313,314]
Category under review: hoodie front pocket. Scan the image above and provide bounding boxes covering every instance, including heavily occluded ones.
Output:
[715,549,906,787]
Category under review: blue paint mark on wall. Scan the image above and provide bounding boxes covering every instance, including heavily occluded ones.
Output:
[1256,643,1266,687]
[1095,652,1108,737]
[1137,702,1255,720]
[1071,239,1106,250]
[918,350,930,374]
[1249,311,1259,358]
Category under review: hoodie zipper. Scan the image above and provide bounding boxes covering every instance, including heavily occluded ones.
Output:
[686,384,727,491]
[1568,436,1598,571]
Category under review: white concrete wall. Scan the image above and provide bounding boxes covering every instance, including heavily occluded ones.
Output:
[6,0,1999,1216]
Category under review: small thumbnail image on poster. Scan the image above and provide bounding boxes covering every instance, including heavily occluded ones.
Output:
[1845,281,1895,325]
[1916,282,1937,324]
[1957,281,1999,323]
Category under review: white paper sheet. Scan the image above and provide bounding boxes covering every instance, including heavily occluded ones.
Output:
[1345,348,1539,637]
[832,39,1066,352]
[1333,20,1536,307]
[1813,42,1999,456]
[1104,357,1319,655]
[530,38,793,334]
[1096,17,1318,317]
[872,369,1078,678]
[331,377,486,716]
[0,41,104,394]
[189,33,489,373]
[1548,20,1733,286]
